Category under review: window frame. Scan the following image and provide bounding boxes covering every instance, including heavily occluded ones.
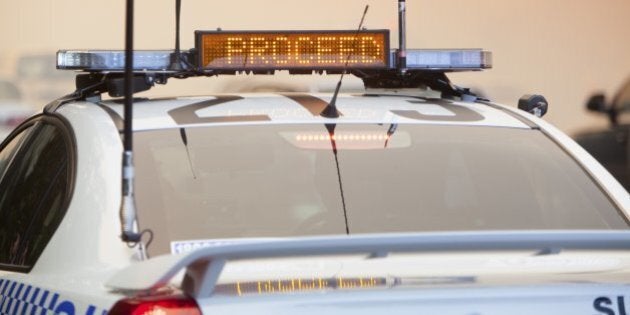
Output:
[0,113,77,273]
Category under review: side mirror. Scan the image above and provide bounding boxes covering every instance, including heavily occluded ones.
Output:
[586,93,607,112]
[518,94,548,118]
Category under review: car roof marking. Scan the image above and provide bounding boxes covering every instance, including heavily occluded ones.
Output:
[393,100,484,122]
[480,100,539,129]
[281,93,343,117]
[99,94,532,131]
[168,95,268,125]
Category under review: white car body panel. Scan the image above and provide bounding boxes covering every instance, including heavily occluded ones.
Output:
[102,232,630,315]
[195,285,630,315]
[105,231,630,292]
[33,103,133,274]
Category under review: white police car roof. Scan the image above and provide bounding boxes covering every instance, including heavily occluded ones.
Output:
[99,93,530,131]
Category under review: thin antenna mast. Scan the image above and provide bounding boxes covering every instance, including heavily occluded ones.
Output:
[170,0,183,71]
[321,5,370,234]
[120,0,142,247]
[397,0,407,73]
[320,5,369,118]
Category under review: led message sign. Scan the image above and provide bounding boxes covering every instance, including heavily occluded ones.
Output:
[196,30,389,70]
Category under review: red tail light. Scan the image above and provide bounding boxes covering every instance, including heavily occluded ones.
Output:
[109,294,201,315]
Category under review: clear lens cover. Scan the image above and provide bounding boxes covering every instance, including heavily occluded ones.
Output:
[56,49,492,72]
[404,49,492,70]
[56,50,173,71]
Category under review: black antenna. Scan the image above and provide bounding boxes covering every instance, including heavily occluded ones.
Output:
[320,5,369,118]
[123,0,134,154]
[397,0,407,73]
[325,123,350,235]
[169,0,183,71]
[120,0,142,246]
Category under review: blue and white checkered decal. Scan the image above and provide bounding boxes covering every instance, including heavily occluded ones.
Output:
[0,279,106,315]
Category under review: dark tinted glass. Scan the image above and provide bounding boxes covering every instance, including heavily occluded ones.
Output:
[0,128,31,179]
[0,122,72,269]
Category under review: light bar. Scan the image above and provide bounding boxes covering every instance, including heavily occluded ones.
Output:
[401,49,492,70]
[57,50,173,71]
[56,46,491,73]
[196,30,390,71]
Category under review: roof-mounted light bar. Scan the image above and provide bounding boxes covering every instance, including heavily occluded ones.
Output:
[57,49,492,73]
[56,31,492,73]
[57,50,174,71]
[402,49,492,70]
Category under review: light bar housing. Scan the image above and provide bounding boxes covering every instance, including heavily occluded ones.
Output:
[57,49,492,72]
[56,30,492,73]
[403,49,492,70]
[57,50,174,71]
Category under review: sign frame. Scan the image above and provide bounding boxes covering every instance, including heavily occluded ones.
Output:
[195,29,390,71]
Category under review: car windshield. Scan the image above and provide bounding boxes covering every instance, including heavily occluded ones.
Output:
[134,123,627,256]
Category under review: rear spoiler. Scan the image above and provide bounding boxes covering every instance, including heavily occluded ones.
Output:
[106,231,630,298]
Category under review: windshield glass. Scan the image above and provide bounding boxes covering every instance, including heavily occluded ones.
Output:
[135,124,626,256]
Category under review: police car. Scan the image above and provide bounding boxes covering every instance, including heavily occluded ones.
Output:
[1,1,630,314]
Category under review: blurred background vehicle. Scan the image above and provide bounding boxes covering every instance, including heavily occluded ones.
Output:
[0,78,35,141]
[573,77,630,191]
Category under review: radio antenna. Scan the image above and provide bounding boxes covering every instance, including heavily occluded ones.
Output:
[320,5,369,118]
[119,0,143,251]
[397,0,407,73]
[169,0,183,71]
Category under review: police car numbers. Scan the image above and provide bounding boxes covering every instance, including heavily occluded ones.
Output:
[1,1,630,314]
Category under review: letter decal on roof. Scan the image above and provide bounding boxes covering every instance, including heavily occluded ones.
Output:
[391,100,484,122]
[168,96,271,125]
